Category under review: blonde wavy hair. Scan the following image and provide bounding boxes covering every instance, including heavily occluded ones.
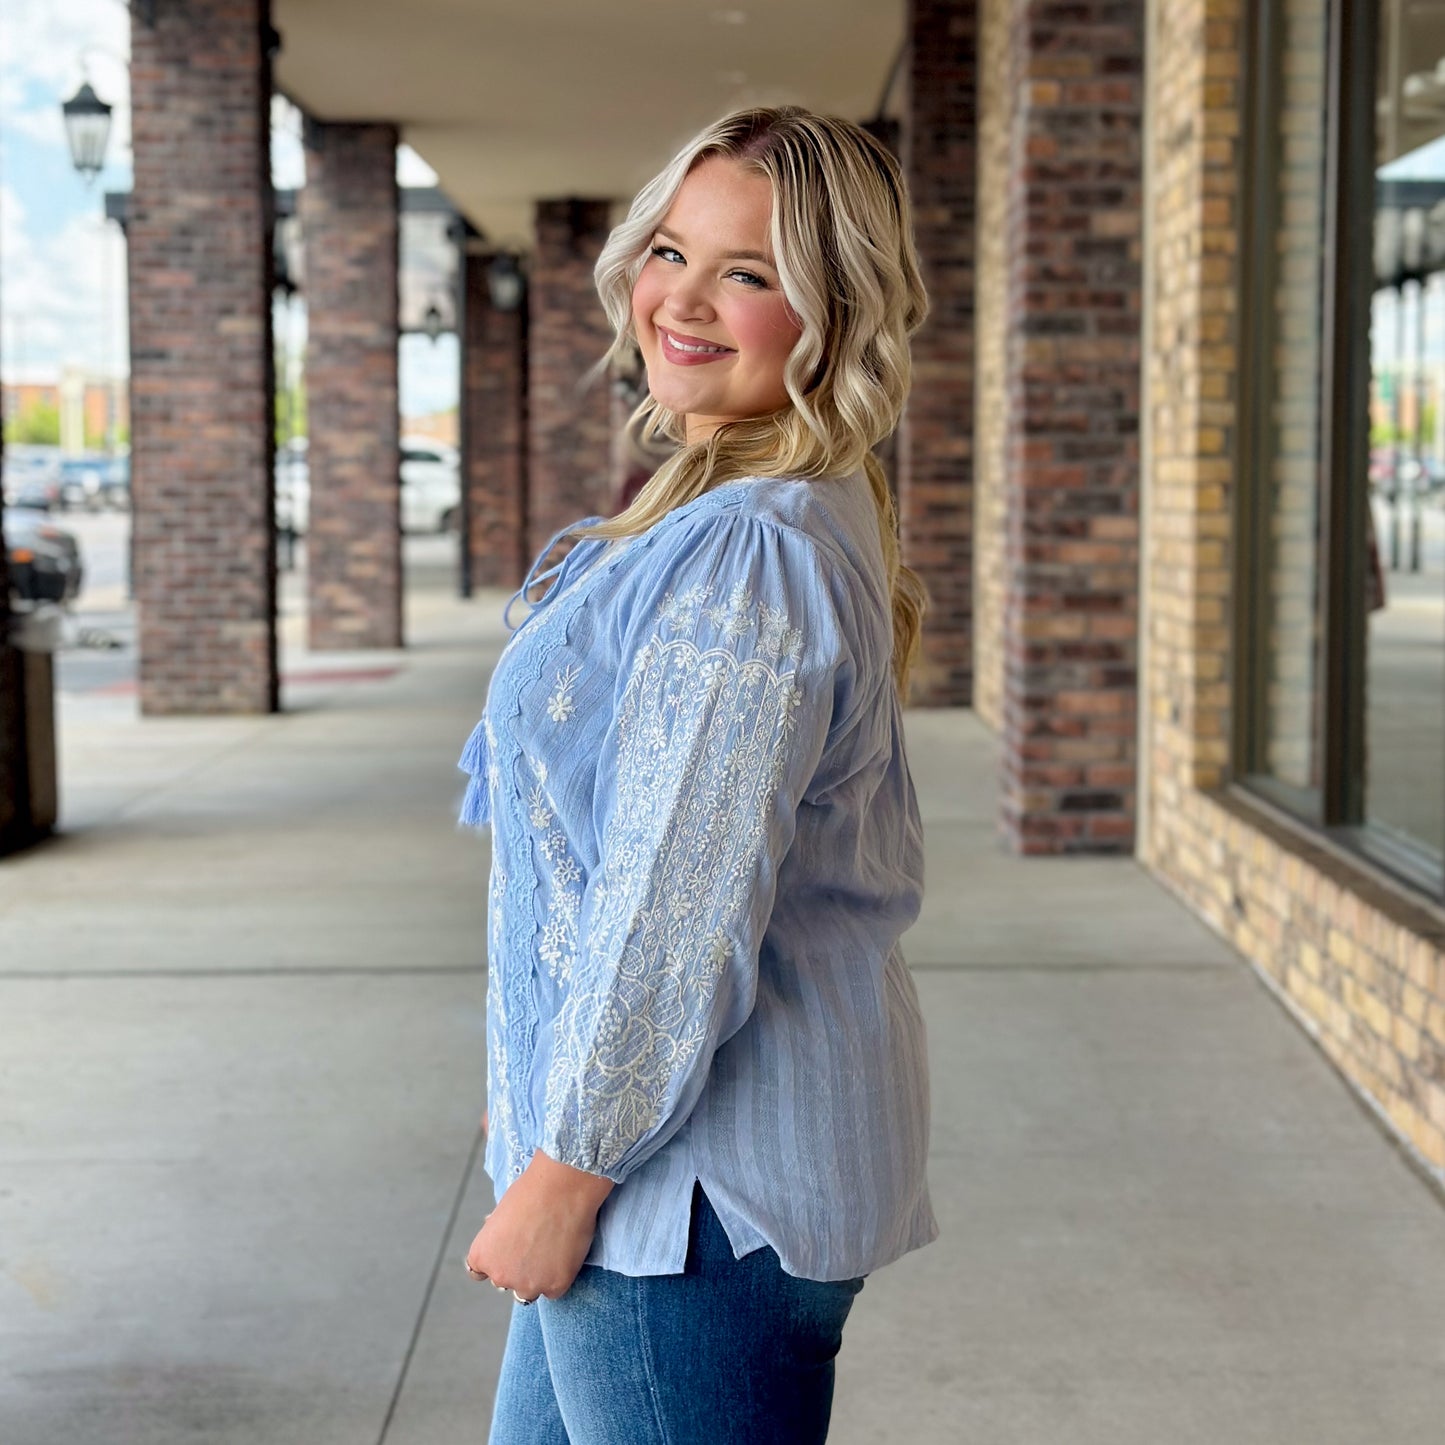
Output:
[573,105,930,699]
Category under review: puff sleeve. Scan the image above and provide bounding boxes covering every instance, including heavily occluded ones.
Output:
[538,511,856,1182]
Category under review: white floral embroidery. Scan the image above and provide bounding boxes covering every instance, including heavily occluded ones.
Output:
[521,760,584,986]
[486,857,527,1175]
[483,712,501,792]
[655,581,804,664]
[758,601,805,664]
[703,580,753,641]
[542,614,805,1175]
[547,663,581,723]
[489,863,509,953]
[657,582,711,630]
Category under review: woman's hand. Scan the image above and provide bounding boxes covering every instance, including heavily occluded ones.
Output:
[465,1150,614,1301]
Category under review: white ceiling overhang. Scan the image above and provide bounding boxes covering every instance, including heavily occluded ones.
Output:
[273,0,905,247]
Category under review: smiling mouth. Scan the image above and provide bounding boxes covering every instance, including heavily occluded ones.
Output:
[657,325,735,360]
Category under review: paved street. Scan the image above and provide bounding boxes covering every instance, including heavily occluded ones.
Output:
[2,547,1444,1443]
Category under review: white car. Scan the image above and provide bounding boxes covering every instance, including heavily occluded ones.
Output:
[274,436,461,536]
[399,437,461,533]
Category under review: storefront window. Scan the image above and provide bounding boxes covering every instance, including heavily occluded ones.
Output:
[1368,0,1445,873]
[1241,0,1445,899]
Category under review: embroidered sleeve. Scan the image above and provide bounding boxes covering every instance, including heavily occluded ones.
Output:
[538,512,854,1182]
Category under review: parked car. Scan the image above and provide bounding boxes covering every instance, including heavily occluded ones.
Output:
[97,454,131,510]
[2,447,62,510]
[4,508,83,606]
[400,437,461,533]
[273,437,461,536]
[58,456,108,511]
[1369,447,1445,498]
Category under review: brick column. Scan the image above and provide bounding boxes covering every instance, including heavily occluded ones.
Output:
[463,251,529,590]
[900,0,977,707]
[301,121,402,650]
[129,0,277,714]
[998,1,1144,854]
[528,199,614,557]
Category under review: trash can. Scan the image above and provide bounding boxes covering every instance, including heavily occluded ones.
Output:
[3,602,62,844]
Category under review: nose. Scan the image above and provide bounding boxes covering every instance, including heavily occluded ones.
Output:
[664,271,716,325]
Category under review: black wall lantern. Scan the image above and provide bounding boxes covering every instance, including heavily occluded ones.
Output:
[61,81,113,185]
[486,252,526,313]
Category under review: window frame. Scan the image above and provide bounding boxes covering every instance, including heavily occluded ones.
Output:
[1234,0,1443,902]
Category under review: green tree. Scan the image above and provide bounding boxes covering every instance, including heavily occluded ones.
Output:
[275,367,306,448]
[6,400,60,446]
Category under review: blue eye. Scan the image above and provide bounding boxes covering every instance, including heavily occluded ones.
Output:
[651,245,684,264]
[729,270,767,289]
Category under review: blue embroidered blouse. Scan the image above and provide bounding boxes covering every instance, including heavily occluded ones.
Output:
[456,469,936,1282]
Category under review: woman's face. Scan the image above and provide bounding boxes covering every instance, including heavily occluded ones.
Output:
[631,155,803,445]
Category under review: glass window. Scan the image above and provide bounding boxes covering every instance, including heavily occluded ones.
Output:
[1241,0,1445,899]
[1367,0,1445,874]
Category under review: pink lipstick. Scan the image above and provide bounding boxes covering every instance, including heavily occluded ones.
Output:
[657,325,735,366]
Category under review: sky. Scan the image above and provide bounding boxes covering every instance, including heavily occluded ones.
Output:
[0,0,458,415]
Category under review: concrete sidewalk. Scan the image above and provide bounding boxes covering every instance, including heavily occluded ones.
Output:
[3,569,1444,1444]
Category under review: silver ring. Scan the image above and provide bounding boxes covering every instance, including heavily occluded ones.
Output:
[464,1258,486,1280]
[512,1290,536,1306]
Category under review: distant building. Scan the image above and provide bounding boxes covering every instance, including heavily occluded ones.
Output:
[402,408,457,449]
[2,368,129,454]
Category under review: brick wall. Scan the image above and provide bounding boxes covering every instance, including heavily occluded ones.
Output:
[301,120,402,651]
[900,0,977,707]
[996,0,1144,854]
[527,199,615,561]
[1142,0,1445,1181]
[463,251,529,590]
[972,0,1015,733]
[128,0,277,713]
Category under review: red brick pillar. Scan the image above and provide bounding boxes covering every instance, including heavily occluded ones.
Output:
[129,0,278,714]
[463,251,529,590]
[528,199,614,557]
[900,0,977,707]
[300,121,402,650]
[999,1,1143,854]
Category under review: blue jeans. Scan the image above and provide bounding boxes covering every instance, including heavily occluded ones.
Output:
[488,1183,865,1444]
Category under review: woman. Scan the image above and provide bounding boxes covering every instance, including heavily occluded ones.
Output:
[457,105,935,1445]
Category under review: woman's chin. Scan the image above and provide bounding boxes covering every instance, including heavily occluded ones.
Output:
[648,383,714,419]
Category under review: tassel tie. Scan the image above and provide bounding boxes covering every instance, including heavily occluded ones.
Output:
[456,716,492,828]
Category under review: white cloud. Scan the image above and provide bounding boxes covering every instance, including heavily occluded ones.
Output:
[0,0,132,172]
[1,181,128,381]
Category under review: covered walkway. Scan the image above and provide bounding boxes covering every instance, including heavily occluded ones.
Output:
[3,560,1443,1444]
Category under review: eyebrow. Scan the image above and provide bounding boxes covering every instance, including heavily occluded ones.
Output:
[654,226,776,268]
